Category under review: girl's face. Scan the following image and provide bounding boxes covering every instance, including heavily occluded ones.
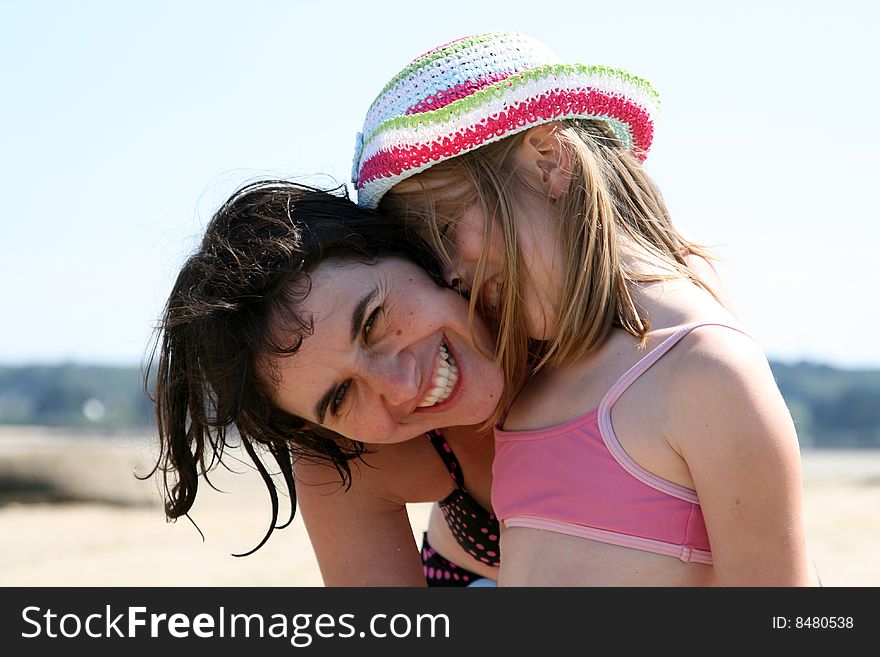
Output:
[266,257,504,443]
[417,187,564,341]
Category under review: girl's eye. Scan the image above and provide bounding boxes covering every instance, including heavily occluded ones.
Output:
[331,381,350,414]
[363,306,382,342]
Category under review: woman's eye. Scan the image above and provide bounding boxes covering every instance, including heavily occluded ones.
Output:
[331,381,350,414]
[363,306,382,341]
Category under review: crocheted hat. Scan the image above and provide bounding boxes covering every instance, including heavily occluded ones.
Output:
[352,31,660,209]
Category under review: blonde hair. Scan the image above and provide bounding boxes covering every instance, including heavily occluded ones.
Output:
[380,119,716,428]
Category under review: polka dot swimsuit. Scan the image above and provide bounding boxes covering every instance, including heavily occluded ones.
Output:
[419,429,500,586]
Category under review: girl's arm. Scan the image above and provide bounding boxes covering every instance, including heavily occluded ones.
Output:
[668,327,816,586]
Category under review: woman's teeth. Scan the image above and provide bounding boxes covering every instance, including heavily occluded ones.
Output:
[417,342,459,407]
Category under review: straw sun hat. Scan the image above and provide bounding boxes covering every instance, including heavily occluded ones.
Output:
[352,31,660,209]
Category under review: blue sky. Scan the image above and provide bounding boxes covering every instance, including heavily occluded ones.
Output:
[2,0,878,368]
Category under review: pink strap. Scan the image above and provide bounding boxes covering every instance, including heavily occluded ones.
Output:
[597,321,749,503]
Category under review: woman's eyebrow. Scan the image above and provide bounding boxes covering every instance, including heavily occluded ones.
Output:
[349,288,378,342]
[313,286,378,424]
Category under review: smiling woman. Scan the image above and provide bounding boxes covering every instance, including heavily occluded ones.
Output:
[265,257,500,443]
[145,179,504,586]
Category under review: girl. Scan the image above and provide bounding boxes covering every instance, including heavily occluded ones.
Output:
[352,31,819,586]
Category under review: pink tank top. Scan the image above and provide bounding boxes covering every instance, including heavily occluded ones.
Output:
[492,321,746,565]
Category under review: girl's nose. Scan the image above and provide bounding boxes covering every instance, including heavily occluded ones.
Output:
[442,263,467,295]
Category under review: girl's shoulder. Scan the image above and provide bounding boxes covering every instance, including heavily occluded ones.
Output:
[661,322,797,455]
[664,321,771,391]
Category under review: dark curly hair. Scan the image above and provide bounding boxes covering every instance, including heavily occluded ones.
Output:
[142,180,442,555]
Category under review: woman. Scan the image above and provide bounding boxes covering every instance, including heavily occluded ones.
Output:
[352,31,820,585]
[145,179,503,586]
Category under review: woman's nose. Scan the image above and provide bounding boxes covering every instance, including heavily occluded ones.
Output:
[366,353,420,407]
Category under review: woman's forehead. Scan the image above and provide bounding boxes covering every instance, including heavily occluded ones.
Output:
[264,261,384,353]
[306,261,381,313]
[305,257,429,314]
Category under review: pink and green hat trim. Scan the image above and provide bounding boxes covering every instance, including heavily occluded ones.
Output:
[352,31,661,209]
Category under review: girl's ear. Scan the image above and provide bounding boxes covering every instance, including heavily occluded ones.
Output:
[513,123,572,199]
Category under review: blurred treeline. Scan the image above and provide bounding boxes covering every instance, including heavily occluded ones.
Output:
[0,364,153,430]
[770,362,880,448]
[0,362,879,447]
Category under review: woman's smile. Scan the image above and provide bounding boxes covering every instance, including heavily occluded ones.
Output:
[415,339,459,408]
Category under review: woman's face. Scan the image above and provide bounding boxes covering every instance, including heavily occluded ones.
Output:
[266,257,504,443]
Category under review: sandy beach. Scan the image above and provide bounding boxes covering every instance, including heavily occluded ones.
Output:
[0,426,878,587]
